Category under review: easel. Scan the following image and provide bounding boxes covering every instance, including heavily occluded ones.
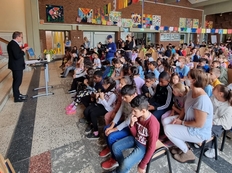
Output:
[0,154,15,173]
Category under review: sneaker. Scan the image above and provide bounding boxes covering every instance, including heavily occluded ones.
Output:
[173,149,195,163]
[68,89,76,93]
[170,146,183,155]
[194,143,200,149]
[66,109,76,116]
[204,148,215,158]
[85,125,92,134]
[86,132,99,140]
[79,118,88,124]
[60,75,65,78]
[101,157,119,170]
[65,104,73,111]
[99,147,111,157]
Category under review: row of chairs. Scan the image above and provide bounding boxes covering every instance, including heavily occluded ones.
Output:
[147,129,230,173]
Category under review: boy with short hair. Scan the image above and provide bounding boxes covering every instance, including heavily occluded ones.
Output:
[141,72,157,98]
[148,61,160,80]
[149,71,173,122]
[211,60,228,85]
[198,58,210,73]
[210,68,221,87]
[101,85,137,170]
[109,95,160,173]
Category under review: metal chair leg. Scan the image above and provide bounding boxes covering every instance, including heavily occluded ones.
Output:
[196,140,206,173]
[146,161,151,173]
[214,137,218,160]
[220,130,227,152]
[166,149,172,173]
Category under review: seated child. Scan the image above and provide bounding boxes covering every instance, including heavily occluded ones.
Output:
[111,58,124,85]
[148,71,173,122]
[101,85,137,170]
[204,84,232,158]
[170,72,180,87]
[129,66,145,95]
[211,60,228,85]
[141,72,157,98]
[161,82,189,123]
[198,58,210,73]
[93,52,101,69]
[84,77,117,140]
[104,76,135,125]
[148,61,160,80]
[210,68,221,87]
[204,73,213,97]
[109,95,160,173]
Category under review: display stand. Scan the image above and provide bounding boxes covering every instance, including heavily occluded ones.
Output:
[32,61,54,98]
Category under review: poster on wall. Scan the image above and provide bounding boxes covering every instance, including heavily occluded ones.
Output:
[160,33,180,42]
[192,19,199,28]
[186,18,193,28]
[109,11,121,23]
[78,8,93,23]
[121,19,133,27]
[46,5,64,22]
[205,21,213,29]
[131,13,141,26]
[152,15,161,27]
[179,18,186,28]
[143,14,152,28]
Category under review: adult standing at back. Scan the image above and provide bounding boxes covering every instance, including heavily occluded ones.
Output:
[106,35,116,64]
[7,31,29,102]
[83,37,90,50]
[124,34,134,61]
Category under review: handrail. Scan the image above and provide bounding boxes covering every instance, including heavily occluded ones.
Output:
[0,37,9,44]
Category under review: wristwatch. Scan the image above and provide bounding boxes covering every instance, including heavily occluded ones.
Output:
[182,120,185,126]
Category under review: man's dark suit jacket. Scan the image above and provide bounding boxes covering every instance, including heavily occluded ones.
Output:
[7,40,25,71]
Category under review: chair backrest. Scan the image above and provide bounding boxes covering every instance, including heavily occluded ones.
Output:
[228,69,232,84]
[0,154,15,173]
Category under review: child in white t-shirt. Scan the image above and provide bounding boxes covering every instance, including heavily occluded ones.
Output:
[93,52,101,69]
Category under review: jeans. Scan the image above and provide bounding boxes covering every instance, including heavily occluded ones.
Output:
[163,116,203,153]
[112,136,146,173]
[104,124,131,159]
[63,66,75,77]
[107,57,114,65]
[152,108,169,123]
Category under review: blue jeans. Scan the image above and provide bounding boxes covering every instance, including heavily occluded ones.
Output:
[152,108,169,123]
[104,124,131,159]
[63,65,75,77]
[107,57,114,65]
[112,136,146,173]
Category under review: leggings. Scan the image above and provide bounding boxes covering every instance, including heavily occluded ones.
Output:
[83,104,108,131]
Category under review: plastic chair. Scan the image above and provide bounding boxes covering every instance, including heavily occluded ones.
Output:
[146,140,172,173]
[196,136,218,173]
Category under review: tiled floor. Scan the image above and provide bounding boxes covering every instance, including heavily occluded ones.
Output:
[1,60,232,173]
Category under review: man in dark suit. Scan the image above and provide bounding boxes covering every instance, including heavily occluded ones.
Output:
[7,31,29,102]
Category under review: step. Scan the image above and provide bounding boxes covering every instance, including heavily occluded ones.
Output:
[0,68,11,88]
[0,76,12,111]
[0,61,8,73]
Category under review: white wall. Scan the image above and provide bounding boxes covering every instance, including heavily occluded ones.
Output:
[0,0,27,42]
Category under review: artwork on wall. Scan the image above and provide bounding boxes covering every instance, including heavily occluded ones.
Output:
[78,8,93,23]
[109,11,121,24]
[131,13,141,26]
[152,15,161,27]
[46,5,64,22]
[143,14,152,28]
[121,19,133,27]
[179,18,186,28]
[205,21,213,29]
[160,33,180,42]
[186,18,193,28]
[192,19,199,28]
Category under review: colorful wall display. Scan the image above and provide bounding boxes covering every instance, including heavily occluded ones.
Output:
[186,18,193,28]
[205,21,213,29]
[131,13,141,26]
[179,18,186,28]
[121,19,133,27]
[46,5,64,23]
[143,14,152,28]
[152,15,161,27]
[192,19,199,28]
[78,8,93,23]
[109,11,121,24]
